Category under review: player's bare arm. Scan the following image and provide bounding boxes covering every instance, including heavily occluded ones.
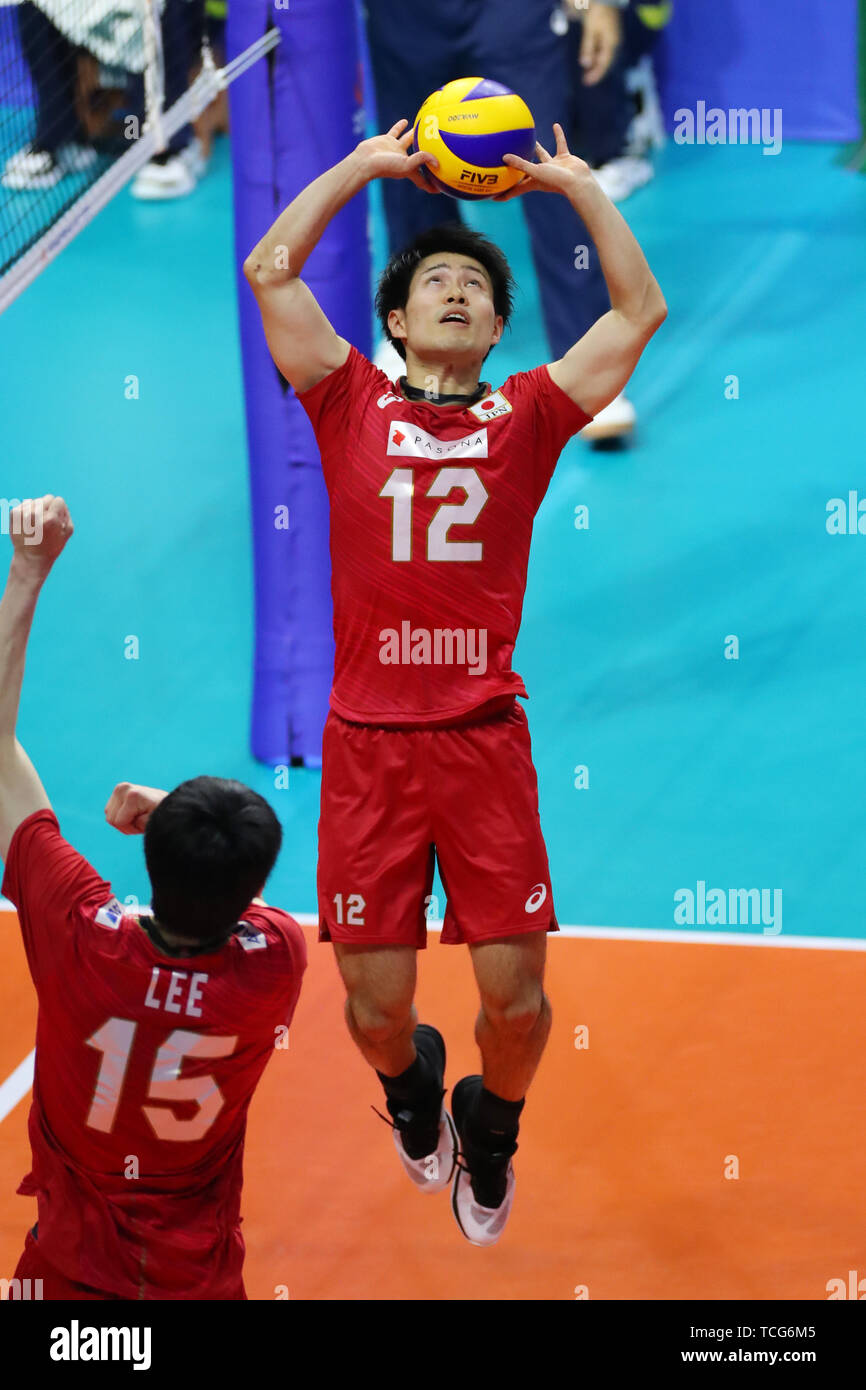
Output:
[0,497,73,861]
[243,120,439,393]
[501,122,667,417]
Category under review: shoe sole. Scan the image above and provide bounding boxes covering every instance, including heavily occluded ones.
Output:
[2,171,62,190]
[450,1160,515,1245]
[130,183,196,201]
[580,419,635,441]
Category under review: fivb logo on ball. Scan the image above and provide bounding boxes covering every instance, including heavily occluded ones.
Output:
[412,77,535,200]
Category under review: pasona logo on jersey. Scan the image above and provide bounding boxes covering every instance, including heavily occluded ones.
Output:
[387,422,488,459]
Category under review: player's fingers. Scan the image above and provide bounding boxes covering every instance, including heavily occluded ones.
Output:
[552,122,569,155]
[535,140,553,162]
[579,26,598,68]
[105,783,130,823]
[387,118,409,137]
[407,149,437,169]
[494,177,533,201]
[502,153,532,170]
[408,166,438,193]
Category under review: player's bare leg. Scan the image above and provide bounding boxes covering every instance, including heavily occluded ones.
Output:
[334,942,418,1075]
[450,930,552,1245]
[470,931,552,1100]
[333,942,457,1193]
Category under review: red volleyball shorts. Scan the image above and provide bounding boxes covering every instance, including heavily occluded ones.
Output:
[317,699,558,947]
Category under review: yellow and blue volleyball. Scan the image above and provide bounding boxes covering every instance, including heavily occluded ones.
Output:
[411,78,535,201]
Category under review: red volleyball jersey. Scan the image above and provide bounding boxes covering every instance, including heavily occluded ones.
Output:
[1,809,307,1300]
[297,347,591,724]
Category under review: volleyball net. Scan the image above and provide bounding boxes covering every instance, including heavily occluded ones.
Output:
[0,0,276,314]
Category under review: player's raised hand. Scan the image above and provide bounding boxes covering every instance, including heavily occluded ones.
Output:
[497,123,592,200]
[9,496,74,572]
[355,119,440,193]
[105,782,167,836]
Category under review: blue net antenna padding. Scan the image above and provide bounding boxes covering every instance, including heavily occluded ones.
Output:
[228,0,371,768]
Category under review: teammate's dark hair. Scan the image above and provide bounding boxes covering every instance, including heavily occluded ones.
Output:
[375,224,516,362]
[143,777,282,943]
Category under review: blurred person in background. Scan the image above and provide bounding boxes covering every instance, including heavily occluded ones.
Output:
[1,2,100,188]
[363,0,647,445]
[130,0,210,199]
[564,0,671,204]
[1,0,214,199]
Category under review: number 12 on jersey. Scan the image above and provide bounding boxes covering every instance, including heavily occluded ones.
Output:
[379,467,488,562]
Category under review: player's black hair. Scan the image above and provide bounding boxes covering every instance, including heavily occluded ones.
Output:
[143,776,282,944]
[375,223,516,362]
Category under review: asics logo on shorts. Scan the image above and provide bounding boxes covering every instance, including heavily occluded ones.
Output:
[524,883,547,913]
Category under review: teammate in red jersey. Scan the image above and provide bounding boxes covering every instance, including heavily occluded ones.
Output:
[0,498,307,1298]
[244,119,665,1244]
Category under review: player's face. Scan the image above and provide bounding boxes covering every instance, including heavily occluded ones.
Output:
[394,255,503,365]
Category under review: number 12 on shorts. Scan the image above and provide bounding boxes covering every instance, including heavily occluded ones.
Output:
[333,893,366,926]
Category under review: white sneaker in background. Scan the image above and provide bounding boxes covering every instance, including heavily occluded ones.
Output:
[579,392,637,443]
[591,155,654,203]
[626,54,667,154]
[373,336,406,383]
[2,141,97,190]
[131,152,197,201]
[180,137,208,182]
[57,141,99,173]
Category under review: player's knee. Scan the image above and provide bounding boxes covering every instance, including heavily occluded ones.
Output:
[348,995,412,1047]
[482,988,549,1036]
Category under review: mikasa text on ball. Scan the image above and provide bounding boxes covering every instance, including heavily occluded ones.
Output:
[412,77,536,200]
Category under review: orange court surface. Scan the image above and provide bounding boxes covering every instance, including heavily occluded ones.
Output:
[2,908,864,1302]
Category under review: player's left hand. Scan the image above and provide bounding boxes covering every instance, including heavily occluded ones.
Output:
[9,496,74,571]
[105,782,167,835]
[497,124,592,199]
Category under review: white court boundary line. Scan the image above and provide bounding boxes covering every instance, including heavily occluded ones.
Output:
[2,906,865,1123]
[0,1051,34,1124]
[289,913,866,952]
[3,901,865,951]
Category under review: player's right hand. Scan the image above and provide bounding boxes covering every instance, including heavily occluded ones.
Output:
[105,783,167,835]
[9,495,74,572]
[356,120,439,192]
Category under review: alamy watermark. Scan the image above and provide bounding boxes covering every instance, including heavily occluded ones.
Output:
[673,102,783,156]
[379,620,488,675]
[1,1276,43,1300]
[0,497,43,545]
[674,880,782,934]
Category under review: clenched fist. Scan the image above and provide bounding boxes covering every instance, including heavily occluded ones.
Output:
[9,496,74,573]
[105,782,167,835]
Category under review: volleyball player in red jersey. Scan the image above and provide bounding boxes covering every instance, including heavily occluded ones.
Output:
[0,498,307,1298]
[245,120,665,1244]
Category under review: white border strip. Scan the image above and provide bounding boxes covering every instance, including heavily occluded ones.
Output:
[0,1050,34,1124]
[2,903,863,951]
[0,28,280,317]
[287,912,866,952]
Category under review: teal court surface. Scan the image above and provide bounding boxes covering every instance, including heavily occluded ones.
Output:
[1,137,865,942]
